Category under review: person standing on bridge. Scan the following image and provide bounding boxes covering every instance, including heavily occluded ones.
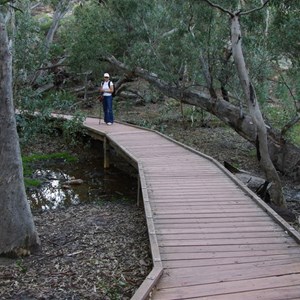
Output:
[99,73,114,125]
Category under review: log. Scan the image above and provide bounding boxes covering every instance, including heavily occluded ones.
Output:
[64,179,83,185]
[224,161,270,201]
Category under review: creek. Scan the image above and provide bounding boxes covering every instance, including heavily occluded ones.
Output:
[26,139,138,211]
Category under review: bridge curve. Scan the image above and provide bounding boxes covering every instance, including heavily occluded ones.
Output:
[77,116,300,299]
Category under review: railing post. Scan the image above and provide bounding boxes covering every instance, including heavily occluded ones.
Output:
[103,137,110,169]
[137,176,141,206]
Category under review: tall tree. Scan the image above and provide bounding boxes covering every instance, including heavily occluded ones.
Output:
[0,3,40,255]
[209,0,285,207]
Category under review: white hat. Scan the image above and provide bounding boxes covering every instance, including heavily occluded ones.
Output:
[104,73,110,77]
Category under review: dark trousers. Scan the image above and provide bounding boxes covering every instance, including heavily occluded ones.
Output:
[103,95,114,123]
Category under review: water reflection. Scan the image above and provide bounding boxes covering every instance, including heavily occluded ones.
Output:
[27,155,137,211]
[29,171,81,210]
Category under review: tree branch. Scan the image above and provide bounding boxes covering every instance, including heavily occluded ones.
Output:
[31,2,42,11]
[37,57,68,70]
[0,0,10,5]
[240,0,271,16]
[279,73,298,110]
[202,0,271,17]
[8,4,23,14]
[201,0,233,17]
[281,114,300,137]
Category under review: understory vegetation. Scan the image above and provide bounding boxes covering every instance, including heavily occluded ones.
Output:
[1,0,300,297]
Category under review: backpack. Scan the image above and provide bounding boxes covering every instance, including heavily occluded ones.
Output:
[101,80,115,97]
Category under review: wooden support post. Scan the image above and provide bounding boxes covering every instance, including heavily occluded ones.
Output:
[137,176,141,206]
[180,99,184,118]
[103,137,110,169]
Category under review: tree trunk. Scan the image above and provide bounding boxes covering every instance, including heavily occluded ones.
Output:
[0,11,40,255]
[261,0,270,36]
[105,55,300,181]
[230,14,285,207]
[31,0,71,85]
[45,0,70,51]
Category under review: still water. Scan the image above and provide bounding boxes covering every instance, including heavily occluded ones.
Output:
[27,141,138,211]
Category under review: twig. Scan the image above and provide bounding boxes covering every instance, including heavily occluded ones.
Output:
[67,250,83,257]
[279,73,298,109]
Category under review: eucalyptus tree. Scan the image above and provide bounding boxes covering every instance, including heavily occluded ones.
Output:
[65,0,300,206]
[201,0,284,206]
[0,2,40,255]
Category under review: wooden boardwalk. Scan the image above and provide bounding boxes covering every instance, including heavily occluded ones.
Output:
[79,116,300,299]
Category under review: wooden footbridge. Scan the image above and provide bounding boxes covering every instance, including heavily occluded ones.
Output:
[62,115,300,299]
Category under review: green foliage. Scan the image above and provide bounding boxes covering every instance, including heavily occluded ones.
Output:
[97,278,128,300]
[18,88,77,114]
[22,152,77,188]
[266,2,300,67]
[262,71,300,139]
[24,178,42,188]
[17,87,80,145]
[7,0,300,146]
[16,259,27,274]
[289,124,300,146]
[34,13,52,34]
[44,90,78,112]
[18,115,57,146]
[61,111,87,146]
[18,109,86,148]
[14,1,46,79]
[62,2,110,75]
[23,152,77,164]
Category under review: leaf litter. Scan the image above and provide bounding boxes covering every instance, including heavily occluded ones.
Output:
[0,201,152,299]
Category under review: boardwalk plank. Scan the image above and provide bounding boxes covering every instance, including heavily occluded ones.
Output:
[151,200,255,204]
[153,212,268,219]
[156,225,282,234]
[157,231,287,240]
[154,216,273,224]
[156,262,300,288]
[161,244,300,253]
[152,208,263,214]
[152,274,300,299]
[163,254,300,268]
[78,118,300,300]
[161,248,300,259]
[159,236,294,247]
[151,203,258,208]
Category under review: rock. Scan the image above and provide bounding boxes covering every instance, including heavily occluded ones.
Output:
[224,161,270,201]
[64,179,83,185]
[62,185,71,189]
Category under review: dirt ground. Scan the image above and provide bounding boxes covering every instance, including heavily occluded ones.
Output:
[0,202,151,300]
[1,98,300,299]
